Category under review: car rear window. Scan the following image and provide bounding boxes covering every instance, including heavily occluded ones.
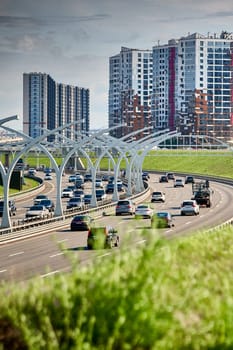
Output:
[117,201,130,205]
[183,201,193,206]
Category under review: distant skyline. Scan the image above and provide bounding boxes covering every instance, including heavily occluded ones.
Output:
[1,0,233,131]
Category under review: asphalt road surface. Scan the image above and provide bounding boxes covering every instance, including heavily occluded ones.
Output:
[0,174,232,283]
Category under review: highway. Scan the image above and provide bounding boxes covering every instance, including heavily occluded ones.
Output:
[0,173,233,283]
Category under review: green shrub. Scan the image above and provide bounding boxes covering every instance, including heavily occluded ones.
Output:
[0,227,233,349]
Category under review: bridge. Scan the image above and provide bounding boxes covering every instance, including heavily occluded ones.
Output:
[0,114,232,229]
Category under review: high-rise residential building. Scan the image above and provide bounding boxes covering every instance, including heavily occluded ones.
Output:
[23,72,89,141]
[152,39,179,132]
[152,31,233,143]
[108,47,153,140]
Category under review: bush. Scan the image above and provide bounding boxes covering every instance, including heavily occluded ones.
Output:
[0,227,233,349]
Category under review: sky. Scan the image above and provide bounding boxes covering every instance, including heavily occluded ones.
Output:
[1,0,233,131]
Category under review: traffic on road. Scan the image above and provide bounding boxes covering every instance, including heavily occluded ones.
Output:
[0,171,232,283]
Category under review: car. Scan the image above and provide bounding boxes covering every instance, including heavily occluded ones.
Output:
[70,215,93,231]
[185,175,195,184]
[37,199,55,212]
[34,194,49,205]
[106,182,123,193]
[116,180,124,192]
[159,175,168,183]
[180,200,200,216]
[151,191,165,203]
[44,173,53,180]
[75,178,84,189]
[73,189,84,199]
[0,200,17,217]
[28,168,37,176]
[102,174,110,181]
[66,197,84,210]
[68,175,77,183]
[166,172,175,180]
[108,176,115,184]
[142,171,150,181]
[84,194,92,205]
[105,183,115,193]
[25,205,50,219]
[84,174,92,182]
[62,188,74,198]
[115,199,135,216]
[44,167,52,173]
[95,189,107,201]
[95,179,104,188]
[87,226,119,249]
[67,185,76,191]
[151,211,174,228]
[135,203,154,219]
[76,174,84,182]
[174,179,184,187]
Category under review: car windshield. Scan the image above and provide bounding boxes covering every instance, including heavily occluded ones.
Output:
[30,206,44,211]
[157,212,168,218]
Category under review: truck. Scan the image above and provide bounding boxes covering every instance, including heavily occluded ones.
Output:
[192,181,212,207]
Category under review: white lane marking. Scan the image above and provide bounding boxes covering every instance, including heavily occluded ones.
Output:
[50,252,64,258]
[9,251,24,257]
[165,229,173,233]
[57,239,68,243]
[0,269,7,273]
[41,270,60,277]
[185,221,191,225]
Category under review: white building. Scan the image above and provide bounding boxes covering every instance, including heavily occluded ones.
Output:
[109,47,153,139]
[152,31,233,142]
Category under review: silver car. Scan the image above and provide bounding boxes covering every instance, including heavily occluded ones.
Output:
[151,191,165,203]
[115,200,135,216]
[180,200,200,216]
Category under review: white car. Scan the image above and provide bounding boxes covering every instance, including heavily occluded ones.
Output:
[135,203,154,219]
[44,173,53,180]
[151,191,165,203]
[174,179,184,187]
[62,188,74,198]
[95,179,104,188]
[25,205,50,219]
[180,200,200,216]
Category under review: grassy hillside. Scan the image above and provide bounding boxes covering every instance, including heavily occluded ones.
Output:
[142,150,233,178]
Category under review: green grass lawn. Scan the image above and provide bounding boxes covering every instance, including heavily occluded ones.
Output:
[0,177,40,198]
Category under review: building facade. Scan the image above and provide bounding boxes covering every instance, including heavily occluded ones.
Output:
[108,47,153,140]
[152,31,233,143]
[23,72,89,141]
[152,39,179,132]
